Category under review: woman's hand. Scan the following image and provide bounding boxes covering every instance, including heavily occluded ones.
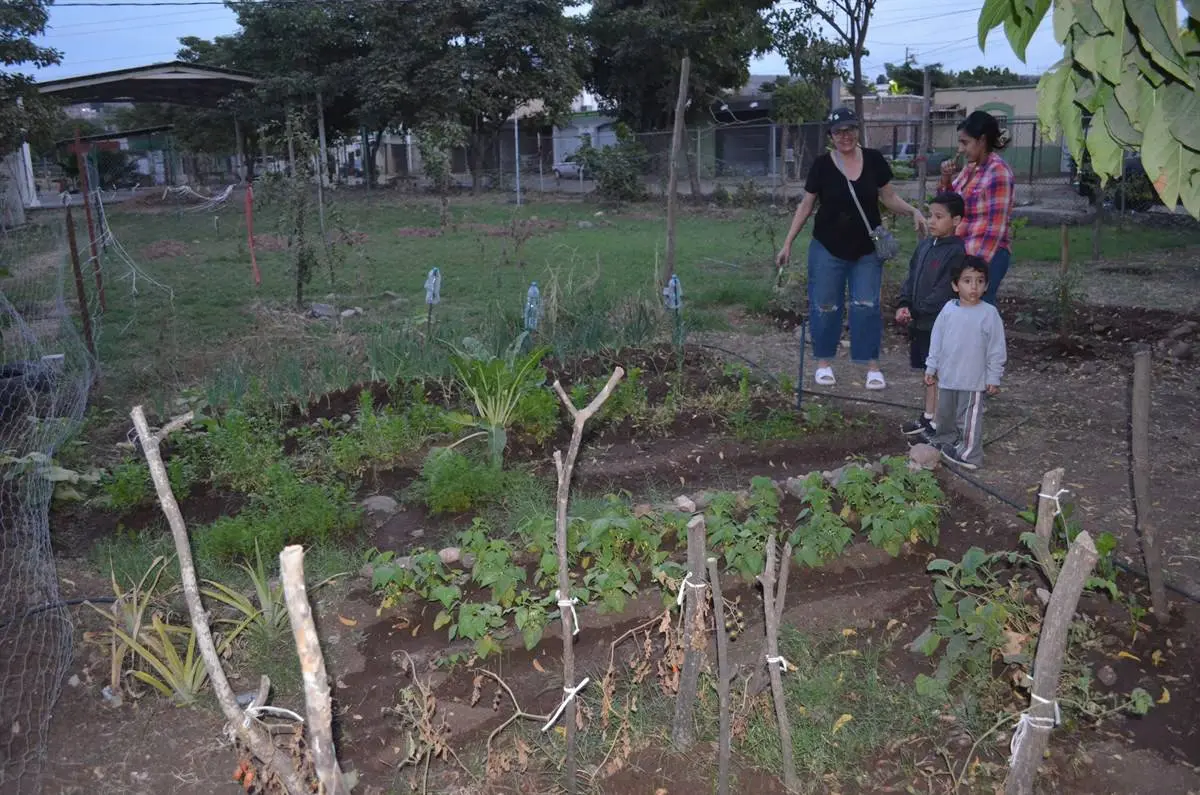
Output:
[940,157,957,183]
[895,307,911,325]
[912,209,928,235]
[775,245,791,270]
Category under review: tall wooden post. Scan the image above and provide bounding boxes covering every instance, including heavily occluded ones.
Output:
[65,206,96,359]
[1132,348,1169,621]
[74,129,105,311]
[664,56,691,287]
[917,66,932,206]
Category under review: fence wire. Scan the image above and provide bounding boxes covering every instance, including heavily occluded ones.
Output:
[0,211,97,792]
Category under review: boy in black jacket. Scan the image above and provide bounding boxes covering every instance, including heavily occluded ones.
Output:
[895,191,966,440]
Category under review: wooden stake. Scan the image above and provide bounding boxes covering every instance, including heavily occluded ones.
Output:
[664,56,691,287]
[279,545,349,795]
[74,129,105,311]
[758,538,798,792]
[1005,531,1099,795]
[1131,348,1169,622]
[1030,468,1063,585]
[706,555,732,795]
[65,206,96,359]
[1058,224,1070,343]
[552,367,625,795]
[131,406,308,795]
[671,513,708,750]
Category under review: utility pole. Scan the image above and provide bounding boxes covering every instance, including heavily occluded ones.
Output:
[917,65,932,209]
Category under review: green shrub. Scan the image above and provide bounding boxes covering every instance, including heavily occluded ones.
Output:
[195,463,359,564]
[201,411,284,493]
[571,124,648,202]
[511,387,562,443]
[100,460,152,512]
[569,367,647,425]
[410,447,504,515]
[328,389,466,475]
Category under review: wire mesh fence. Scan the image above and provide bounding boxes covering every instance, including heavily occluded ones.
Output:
[0,212,98,792]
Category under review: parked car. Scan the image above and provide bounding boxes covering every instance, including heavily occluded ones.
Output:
[884,143,951,171]
[552,161,588,179]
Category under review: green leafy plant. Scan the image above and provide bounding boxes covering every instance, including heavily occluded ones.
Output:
[85,556,174,694]
[112,615,215,704]
[202,540,292,649]
[450,334,549,467]
[789,474,854,568]
[410,447,505,515]
[325,388,468,476]
[570,125,649,202]
[511,386,562,443]
[707,477,781,580]
[99,460,152,512]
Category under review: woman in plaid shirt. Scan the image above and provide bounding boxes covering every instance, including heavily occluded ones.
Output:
[939,111,1015,305]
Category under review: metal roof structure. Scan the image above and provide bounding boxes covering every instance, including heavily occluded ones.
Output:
[37,61,258,108]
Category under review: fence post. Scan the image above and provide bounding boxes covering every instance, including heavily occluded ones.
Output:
[1028,120,1037,187]
[664,56,691,286]
[1132,347,1170,622]
[64,206,97,359]
[74,128,105,311]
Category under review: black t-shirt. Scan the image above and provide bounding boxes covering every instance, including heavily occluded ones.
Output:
[805,147,893,261]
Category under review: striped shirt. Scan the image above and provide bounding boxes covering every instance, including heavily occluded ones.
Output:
[944,152,1014,264]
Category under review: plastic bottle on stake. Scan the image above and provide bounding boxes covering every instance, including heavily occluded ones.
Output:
[663,274,682,310]
[524,281,541,332]
[424,267,442,305]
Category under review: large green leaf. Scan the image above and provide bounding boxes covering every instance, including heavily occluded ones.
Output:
[1091,0,1124,35]
[1086,107,1124,184]
[1060,69,1086,162]
[1114,66,1154,131]
[979,0,1016,50]
[1162,81,1200,151]
[1103,95,1143,147]
[1003,0,1050,60]
[1095,30,1124,86]
[1128,0,1192,84]
[1141,100,1186,208]
[1037,61,1072,136]
[1051,0,1074,43]
[1071,0,1110,36]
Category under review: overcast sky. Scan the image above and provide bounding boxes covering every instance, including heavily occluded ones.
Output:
[32,0,1065,83]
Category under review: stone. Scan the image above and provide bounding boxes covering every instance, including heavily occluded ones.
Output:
[908,443,941,471]
[691,491,714,510]
[1166,320,1198,340]
[360,495,399,515]
[576,220,595,229]
[438,547,462,565]
[1076,361,1099,377]
[822,466,848,486]
[340,307,363,319]
[784,475,814,499]
[1168,341,1192,361]
[67,674,80,688]
[1097,664,1118,687]
[310,302,336,319]
[674,495,697,514]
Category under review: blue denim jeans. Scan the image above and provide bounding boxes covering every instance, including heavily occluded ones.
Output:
[983,247,1011,305]
[807,239,883,363]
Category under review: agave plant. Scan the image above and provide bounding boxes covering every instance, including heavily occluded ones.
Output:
[202,540,290,649]
[449,334,549,468]
[113,615,211,704]
[85,556,173,695]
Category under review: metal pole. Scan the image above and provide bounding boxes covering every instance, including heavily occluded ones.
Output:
[514,117,521,206]
[316,91,330,187]
[796,322,807,410]
[917,66,932,207]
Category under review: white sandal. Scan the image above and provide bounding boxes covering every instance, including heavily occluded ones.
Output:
[865,370,886,390]
[814,367,836,386]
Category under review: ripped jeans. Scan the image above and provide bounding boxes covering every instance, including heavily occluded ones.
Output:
[806,239,883,363]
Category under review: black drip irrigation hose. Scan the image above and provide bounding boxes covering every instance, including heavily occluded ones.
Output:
[0,596,116,632]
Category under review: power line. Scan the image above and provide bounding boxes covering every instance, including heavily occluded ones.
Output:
[47,6,231,28]
[44,13,232,38]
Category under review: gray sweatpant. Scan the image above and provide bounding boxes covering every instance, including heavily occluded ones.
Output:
[931,388,986,467]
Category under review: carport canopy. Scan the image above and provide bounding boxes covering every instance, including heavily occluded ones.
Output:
[37,61,258,108]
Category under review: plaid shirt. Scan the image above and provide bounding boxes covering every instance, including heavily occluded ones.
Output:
[944,152,1014,264]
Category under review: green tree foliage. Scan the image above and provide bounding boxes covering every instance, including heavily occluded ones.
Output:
[880,62,954,96]
[585,0,774,131]
[952,64,1038,87]
[765,7,849,123]
[788,0,878,127]
[361,0,583,192]
[0,0,62,152]
[980,0,1200,217]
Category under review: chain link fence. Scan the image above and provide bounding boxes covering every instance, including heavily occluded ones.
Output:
[0,211,98,792]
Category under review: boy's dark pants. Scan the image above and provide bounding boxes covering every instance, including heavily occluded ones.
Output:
[931,388,985,467]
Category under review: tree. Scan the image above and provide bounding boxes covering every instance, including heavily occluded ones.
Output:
[882,61,953,95]
[587,0,773,194]
[790,0,878,131]
[951,65,1036,87]
[363,0,584,193]
[0,0,62,153]
[981,0,1200,218]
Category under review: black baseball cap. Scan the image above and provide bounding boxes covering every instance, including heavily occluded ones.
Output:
[828,107,859,131]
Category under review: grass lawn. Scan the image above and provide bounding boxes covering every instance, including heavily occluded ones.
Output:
[76,192,1196,411]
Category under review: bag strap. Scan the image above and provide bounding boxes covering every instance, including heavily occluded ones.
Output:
[832,149,876,238]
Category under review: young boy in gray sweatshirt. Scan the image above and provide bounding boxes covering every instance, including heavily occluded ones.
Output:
[924,256,1007,470]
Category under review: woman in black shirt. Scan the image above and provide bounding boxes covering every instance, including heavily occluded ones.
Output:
[775,107,927,390]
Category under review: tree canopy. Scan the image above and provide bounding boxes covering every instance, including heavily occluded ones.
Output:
[981,0,1200,217]
[1,0,62,152]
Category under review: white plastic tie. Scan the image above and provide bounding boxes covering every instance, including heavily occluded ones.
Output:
[1038,488,1069,517]
[556,590,580,636]
[540,677,590,732]
[765,655,795,673]
[1008,693,1059,763]
[675,571,707,607]
[242,704,305,728]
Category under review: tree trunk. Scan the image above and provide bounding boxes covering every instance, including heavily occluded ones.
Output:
[851,47,866,145]
[470,132,486,196]
[686,131,703,199]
